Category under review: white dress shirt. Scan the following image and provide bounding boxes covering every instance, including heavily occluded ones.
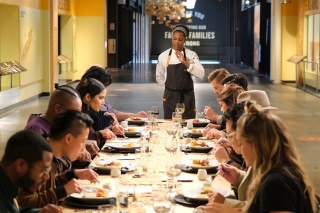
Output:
[156,48,205,86]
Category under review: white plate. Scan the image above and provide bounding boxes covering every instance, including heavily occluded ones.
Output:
[90,159,122,170]
[183,186,230,201]
[70,187,115,203]
[185,142,213,151]
[189,159,219,169]
[126,117,148,121]
[107,142,141,151]
[187,119,210,123]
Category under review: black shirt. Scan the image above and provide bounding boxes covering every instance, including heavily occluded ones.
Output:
[248,168,313,213]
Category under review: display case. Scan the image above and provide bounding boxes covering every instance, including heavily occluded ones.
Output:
[0,61,27,91]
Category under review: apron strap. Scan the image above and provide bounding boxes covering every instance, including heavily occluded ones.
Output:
[166,48,187,67]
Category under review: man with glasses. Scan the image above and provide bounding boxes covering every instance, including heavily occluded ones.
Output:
[0,130,63,212]
[18,110,99,208]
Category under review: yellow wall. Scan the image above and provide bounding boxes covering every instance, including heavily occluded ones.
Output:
[73,16,105,80]
[19,5,49,99]
[71,0,104,16]
[71,0,106,80]
[281,3,299,81]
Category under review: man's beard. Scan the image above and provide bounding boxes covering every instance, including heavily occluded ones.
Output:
[17,169,36,193]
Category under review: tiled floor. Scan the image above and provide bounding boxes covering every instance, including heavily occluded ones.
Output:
[0,63,319,194]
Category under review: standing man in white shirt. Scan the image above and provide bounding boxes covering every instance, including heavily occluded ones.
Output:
[156,24,205,119]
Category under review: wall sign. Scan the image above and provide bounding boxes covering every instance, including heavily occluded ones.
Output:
[151,0,230,60]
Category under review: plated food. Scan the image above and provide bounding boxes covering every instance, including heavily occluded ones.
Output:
[183,186,229,201]
[186,119,210,127]
[190,140,208,147]
[190,159,219,169]
[107,142,141,151]
[70,187,112,200]
[191,129,202,134]
[129,117,142,121]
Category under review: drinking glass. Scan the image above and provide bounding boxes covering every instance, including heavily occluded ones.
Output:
[165,137,178,157]
[152,186,172,213]
[97,204,115,213]
[165,161,182,195]
[150,106,160,117]
[175,103,185,115]
[172,112,182,123]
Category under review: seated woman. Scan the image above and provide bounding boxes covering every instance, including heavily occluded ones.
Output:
[203,84,245,169]
[202,101,317,213]
[78,65,148,122]
[77,78,116,148]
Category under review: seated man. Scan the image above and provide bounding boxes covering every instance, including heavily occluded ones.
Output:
[25,85,99,168]
[0,130,63,213]
[18,110,99,208]
[204,68,230,124]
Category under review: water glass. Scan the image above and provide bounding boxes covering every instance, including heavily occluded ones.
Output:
[97,204,115,213]
[175,103,185,115]
[172,112,182,123]
[152,186,172,213]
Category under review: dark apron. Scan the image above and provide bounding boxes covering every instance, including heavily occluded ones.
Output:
[163,48,196,119]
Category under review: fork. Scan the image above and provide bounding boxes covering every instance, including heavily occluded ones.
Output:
[194,109,205,117]
[122,134,129,139]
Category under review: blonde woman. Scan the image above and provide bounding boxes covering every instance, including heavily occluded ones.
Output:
[201,101,316,213]
[237,101,316,212]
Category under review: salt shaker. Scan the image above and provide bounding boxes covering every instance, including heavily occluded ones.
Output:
[110,166,121,178]
[197,169,207,181]
[186,120,193,129]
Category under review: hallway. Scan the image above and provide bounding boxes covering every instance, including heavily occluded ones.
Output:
[0,63,319,194]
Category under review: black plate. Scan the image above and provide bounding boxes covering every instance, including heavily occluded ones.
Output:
[91,166,132,175]
[181,146,212,154]
[64,196,116,208]
[103,146,150,154]
[180,164,218,174]
[174,194,207,207]
[192,122,209,127]
[183,132,202,138]
[127,120,145,126]
[116,132,141,138]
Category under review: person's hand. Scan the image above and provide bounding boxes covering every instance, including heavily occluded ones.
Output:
[203,123,220,136]
[100,128,116,139]
[40,204,63,213]
[216,137,231,148]
[208,192,226,204]
[85,140,100,157]
[204,106,219,122]
[197,203,242,213]
[77,149,92,162]
[219,163,240,185]
[175,50,185,62]
[135,111,148,118]
[206,128,225,139]
[74,168,99,183]
[64,178,84,195]
[214,146,230,163]
[112,124,124,135]
[104,112,119,126]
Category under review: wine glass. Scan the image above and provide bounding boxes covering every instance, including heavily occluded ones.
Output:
[175,103,185,115]
[165,161,182,196]
[150,106,160,117]
[172,112,182,123]
[165,137,178,157]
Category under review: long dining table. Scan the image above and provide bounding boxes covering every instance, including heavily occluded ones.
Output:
[62,119,234,213]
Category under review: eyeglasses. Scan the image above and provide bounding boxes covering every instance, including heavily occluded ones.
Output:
[226,132,235,141]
